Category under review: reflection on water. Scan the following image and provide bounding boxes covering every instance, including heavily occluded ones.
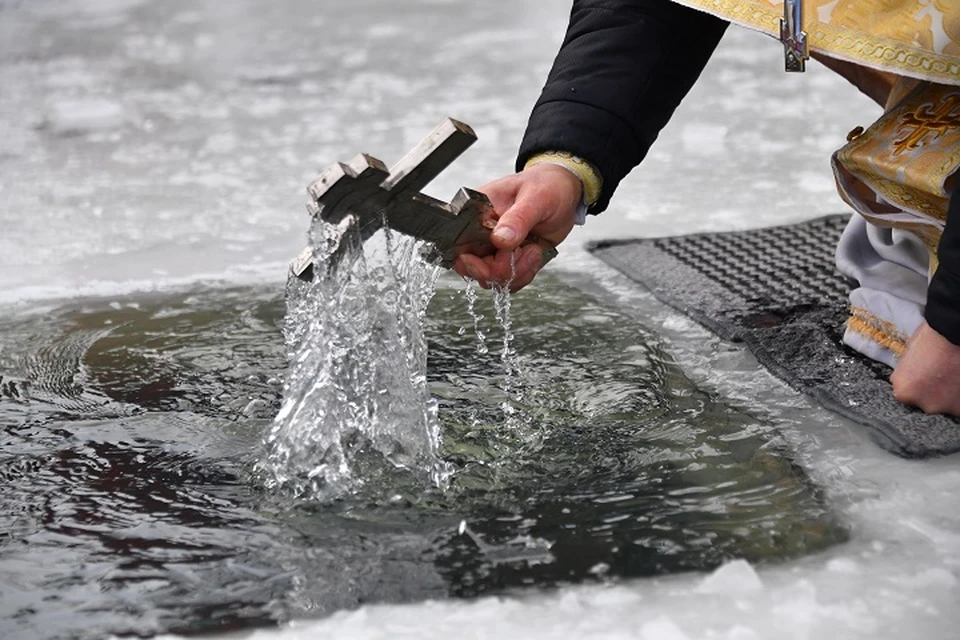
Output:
[0,275,846,639]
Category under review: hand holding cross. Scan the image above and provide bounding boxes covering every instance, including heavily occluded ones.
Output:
[290,119,558,282]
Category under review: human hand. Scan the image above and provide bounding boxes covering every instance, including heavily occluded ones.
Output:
[453,163,582,292]
[891,321,960,417]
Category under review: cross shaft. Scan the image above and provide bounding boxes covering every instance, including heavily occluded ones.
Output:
[780,0,809,72]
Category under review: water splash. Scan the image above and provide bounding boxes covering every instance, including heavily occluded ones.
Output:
[462,280,488,355]
[257,215,449,501]
[492,252,520,402]
[458,252,531,431]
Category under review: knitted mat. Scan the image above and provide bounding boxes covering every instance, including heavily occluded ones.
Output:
[588,214,960,458]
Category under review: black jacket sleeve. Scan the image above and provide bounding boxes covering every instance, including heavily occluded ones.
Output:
[516,0,728,213]
[518,0,960,334]
[926,180,960,346]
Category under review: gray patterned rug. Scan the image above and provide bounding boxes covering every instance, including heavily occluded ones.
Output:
[588,214,960,458]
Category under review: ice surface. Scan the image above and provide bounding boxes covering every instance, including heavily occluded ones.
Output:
[696,559,763,595]
[43,98,127,135]
[2,1,958,638]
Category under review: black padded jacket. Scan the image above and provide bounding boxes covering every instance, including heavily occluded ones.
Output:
[516,0,960,346]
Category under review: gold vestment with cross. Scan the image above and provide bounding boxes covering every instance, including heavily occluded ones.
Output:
[670,0,960,357]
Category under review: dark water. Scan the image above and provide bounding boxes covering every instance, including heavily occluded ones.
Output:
[0,275,846,640]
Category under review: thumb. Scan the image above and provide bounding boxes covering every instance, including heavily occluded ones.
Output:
[490,195,542,251]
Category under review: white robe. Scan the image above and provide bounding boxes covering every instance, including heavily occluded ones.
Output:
[835,216,929,367]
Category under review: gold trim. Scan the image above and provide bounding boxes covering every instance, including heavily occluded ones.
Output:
[525,151,604,205]
[846,307,909,357]
[673,0,960,86]
[833,82,960,265]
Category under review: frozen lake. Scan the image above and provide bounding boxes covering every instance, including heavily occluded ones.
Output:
[1,1,959,639]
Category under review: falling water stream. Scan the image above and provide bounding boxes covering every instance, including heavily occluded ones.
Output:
[257,219,448,501]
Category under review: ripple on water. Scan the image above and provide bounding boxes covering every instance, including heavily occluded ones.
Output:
[0,273,847,639]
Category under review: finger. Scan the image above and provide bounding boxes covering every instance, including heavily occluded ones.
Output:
[490,193,544,252]
[490,248,518,281]
[484,247,531,287]
[457,253,493,288]
[509,244,543,292]
[487,245,541,292]
[477,175,521,215]
[452,257,469,279]
[520,242,544,274]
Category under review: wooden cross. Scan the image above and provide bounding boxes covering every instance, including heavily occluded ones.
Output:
[893,94,960,155]
[290,118,558,282]
[780,0,808,72]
